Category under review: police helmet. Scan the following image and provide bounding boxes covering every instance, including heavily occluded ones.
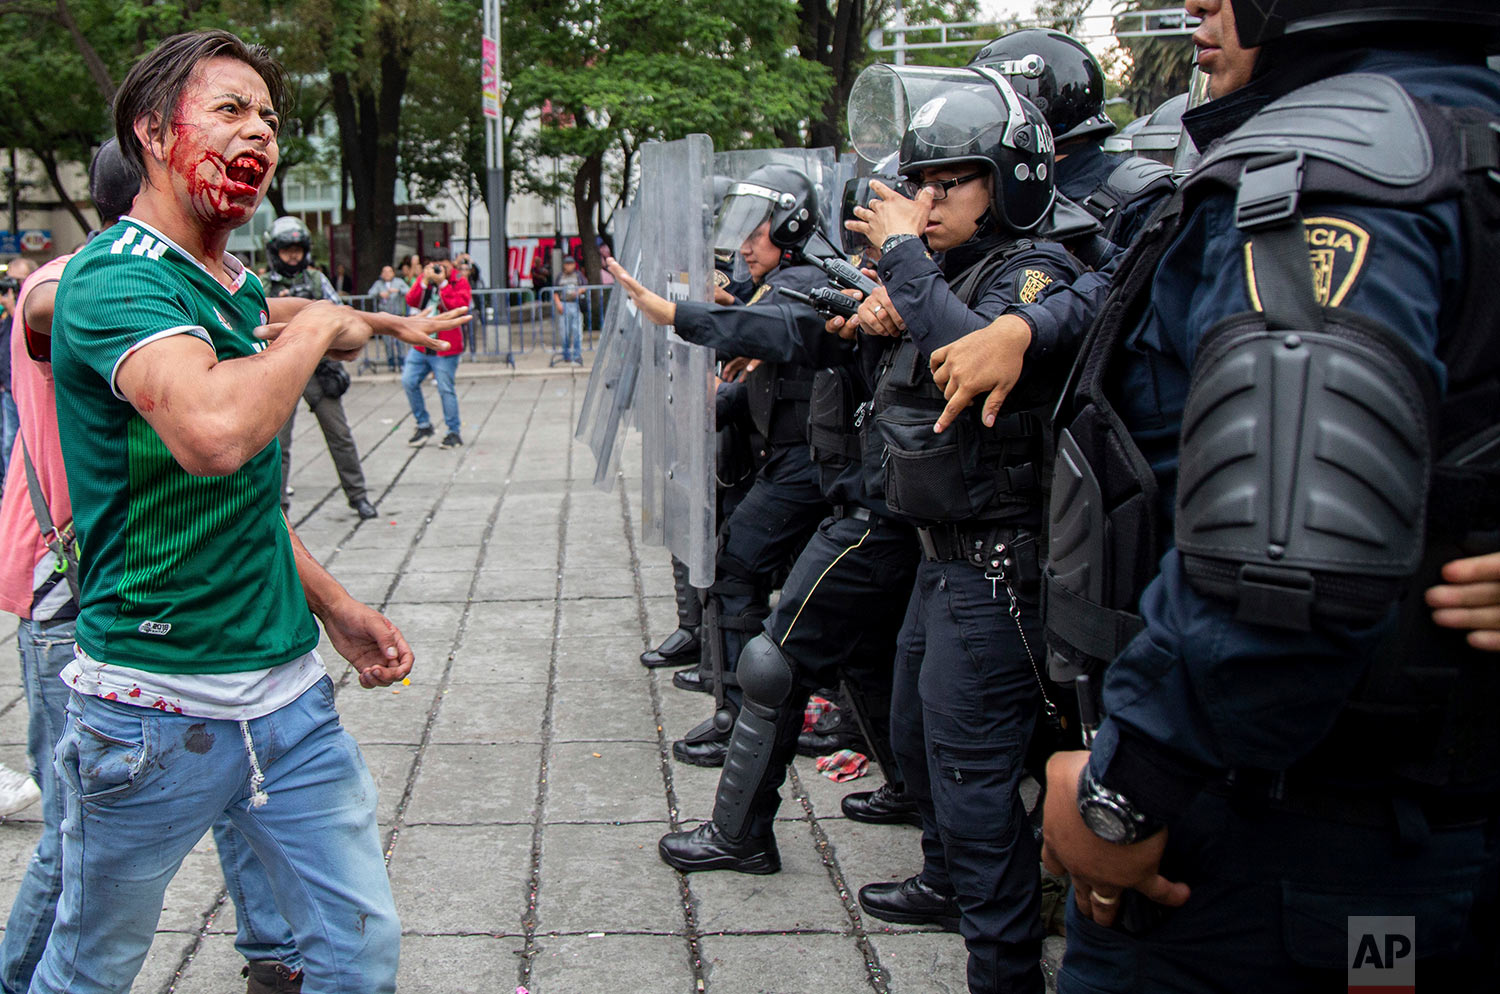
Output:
[266,216,313,276]
[89,138,138,227]
[896,74,1056,235]
[1227,0,1500,49]
[712,164,820,256]
[970,29,1113,145]
[1131,93,1188,165]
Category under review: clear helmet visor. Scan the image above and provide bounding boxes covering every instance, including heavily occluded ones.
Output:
[847,64,1023,165]
[712,189,775,255]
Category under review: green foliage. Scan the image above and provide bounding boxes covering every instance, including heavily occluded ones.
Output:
[1112,0,1195,115]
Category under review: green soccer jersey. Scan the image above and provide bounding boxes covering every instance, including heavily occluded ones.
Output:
[52,217,319,673]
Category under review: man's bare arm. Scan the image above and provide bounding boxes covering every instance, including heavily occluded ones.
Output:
[114,301,370,476]
[288,524,413,687]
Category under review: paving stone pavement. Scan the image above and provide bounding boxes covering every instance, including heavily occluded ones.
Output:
[0,369,995,993]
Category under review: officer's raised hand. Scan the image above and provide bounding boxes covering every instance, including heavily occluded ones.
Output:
[929,314,1034,433]
[605,259,676,326]
[1040,751,1191,927]
[846,178,934,254]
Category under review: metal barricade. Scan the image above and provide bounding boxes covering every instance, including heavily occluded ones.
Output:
[341,283,612,372]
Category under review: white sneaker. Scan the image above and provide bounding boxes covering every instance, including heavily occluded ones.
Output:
[0,763,41,817]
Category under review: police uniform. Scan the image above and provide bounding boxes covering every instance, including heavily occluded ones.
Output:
[1044,42,1500,991]
[263,266,373,517]
[874,231,1083,994]
[657,262,924,869]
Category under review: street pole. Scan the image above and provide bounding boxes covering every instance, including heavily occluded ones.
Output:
[483,0,507,291]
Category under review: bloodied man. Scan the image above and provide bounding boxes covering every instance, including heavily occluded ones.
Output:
[32,31,408,994]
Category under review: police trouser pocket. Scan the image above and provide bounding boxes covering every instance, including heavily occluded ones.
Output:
[929,732,1022,843]
[1280,881,1474,969]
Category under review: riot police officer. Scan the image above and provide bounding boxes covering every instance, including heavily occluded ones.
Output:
[1032,0,1500,989]
[609,164,832,767]
[837,71,1086,994]
[612,176,925,880]
[262,216,377,520]
[972,29,1175,250]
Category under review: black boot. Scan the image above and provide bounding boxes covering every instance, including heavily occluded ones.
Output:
[858,875,961,931]
[672,713,732,767]
[796,706,868,757]
[841,782,922,827]
[671,661,715,694]
[243,960,303,994]
[658,820,780,874]
[640,626,700,668]
[350,497,378,520]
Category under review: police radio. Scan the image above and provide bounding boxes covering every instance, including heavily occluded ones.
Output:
[775,285,861,320]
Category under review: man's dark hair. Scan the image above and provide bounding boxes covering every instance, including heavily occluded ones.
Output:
[112,30,287,183]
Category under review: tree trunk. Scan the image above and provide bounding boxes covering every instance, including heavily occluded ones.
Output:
[572,150,603,285]
[329,23,410,287]
[34,145,93,235]
[53,0,115,103]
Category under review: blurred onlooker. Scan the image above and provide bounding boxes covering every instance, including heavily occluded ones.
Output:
[597,243,616,286]
[399,252,423,287]
[333,263,354,297]
[553,254,584,364]
[529,251,551,294]
[455,255,484,353]
[0,258,38,489]
[368,264,410,371]
[404,258,469,449]
[369,264,409,315]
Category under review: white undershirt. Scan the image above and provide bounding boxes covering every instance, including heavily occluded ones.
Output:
[60,647,328,721]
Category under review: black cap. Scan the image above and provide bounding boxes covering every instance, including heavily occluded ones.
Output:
[90,138,139,226]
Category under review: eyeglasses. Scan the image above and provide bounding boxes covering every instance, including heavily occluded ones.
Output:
[903,171,986,202]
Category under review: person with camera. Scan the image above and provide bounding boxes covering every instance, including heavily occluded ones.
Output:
[403,258,469,448]
[263,216,377,519]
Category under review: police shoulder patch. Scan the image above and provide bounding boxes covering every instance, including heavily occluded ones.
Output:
[1017,269,1054,305]
[713,269,731,289]
[1244,215,1372,311]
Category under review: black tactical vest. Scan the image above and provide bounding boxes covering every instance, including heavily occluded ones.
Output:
[1044,73,1500,791]
[867,240,1049,525]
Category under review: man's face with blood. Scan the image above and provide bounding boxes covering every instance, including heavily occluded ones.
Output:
[141,56,279,229]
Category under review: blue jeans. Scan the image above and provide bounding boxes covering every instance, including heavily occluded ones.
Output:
[1,391,17,488]
[30,678,398,994]
[0,622,301,994]
[401,349,461,435]
[0,618,76,994]
[560,303,582,361]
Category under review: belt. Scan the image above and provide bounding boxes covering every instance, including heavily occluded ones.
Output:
[831,505,874,523]
[917,523,1038,576]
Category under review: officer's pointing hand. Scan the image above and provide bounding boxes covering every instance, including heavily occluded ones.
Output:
[929,315,1033,434]
[1040,751,1190,928]
[846,179,934,251]
[605,259,676,326]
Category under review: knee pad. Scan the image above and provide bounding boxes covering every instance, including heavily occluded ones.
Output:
[737,634,794,707]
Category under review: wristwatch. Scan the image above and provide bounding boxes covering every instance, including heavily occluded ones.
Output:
[1076,765,1164,845]
[881,233,920,255]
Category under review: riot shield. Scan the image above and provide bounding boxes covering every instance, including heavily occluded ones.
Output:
[636,135,717,588]
[576,207,645,487]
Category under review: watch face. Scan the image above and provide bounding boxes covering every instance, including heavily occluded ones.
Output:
[1081,801,1131,844]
